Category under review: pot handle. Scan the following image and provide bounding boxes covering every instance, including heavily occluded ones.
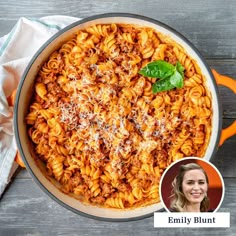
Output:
[211,69,236,146]
[7,90,25,168]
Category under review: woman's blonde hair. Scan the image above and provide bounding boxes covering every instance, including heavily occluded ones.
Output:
[170,162,210,212]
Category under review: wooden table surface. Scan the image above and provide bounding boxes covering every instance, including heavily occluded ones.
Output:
[0,0,236,235]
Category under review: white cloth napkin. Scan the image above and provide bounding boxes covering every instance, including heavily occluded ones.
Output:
[0,15,79,197]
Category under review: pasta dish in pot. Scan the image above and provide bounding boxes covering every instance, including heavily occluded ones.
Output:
[26,23,212,209]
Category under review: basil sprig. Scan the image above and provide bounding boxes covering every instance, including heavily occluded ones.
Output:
[139,60,185,93]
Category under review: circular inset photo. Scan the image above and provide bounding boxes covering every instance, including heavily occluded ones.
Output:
[159,157,224,213]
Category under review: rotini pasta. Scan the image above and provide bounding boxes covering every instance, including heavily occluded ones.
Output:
[26,23,212,209]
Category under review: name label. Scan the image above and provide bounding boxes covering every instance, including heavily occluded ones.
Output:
[154,213,230,228]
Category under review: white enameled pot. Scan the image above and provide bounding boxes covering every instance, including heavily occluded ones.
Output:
[14,13,236,221]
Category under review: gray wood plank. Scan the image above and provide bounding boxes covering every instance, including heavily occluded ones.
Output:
[0,178,235,235]
[207,59,236,118]
[0,0,236,59]
[211,120,236,178]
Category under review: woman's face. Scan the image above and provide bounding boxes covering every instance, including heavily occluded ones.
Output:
[182,169,208,205]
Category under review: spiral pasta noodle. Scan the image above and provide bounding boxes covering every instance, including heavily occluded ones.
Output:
[26,23,212,209]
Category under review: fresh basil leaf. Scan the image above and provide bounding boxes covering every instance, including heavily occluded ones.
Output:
[152,78,175,93]
[169,70,184,88]
[176,61,185,77]
[139,60,175,79]
[140,60,185,93]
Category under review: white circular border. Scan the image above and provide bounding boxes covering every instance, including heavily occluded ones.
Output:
[159,156,225,213]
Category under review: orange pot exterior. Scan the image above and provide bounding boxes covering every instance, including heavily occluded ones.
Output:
[15,151,25,168]
[7,89,25,168]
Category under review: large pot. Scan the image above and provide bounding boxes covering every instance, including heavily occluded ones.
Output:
[14,13,236,221]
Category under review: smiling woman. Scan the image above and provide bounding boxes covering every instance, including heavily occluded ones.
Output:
[170,163,210,212]
[160,157,224,212]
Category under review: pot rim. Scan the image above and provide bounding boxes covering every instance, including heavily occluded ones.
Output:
[14,12,222,221]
